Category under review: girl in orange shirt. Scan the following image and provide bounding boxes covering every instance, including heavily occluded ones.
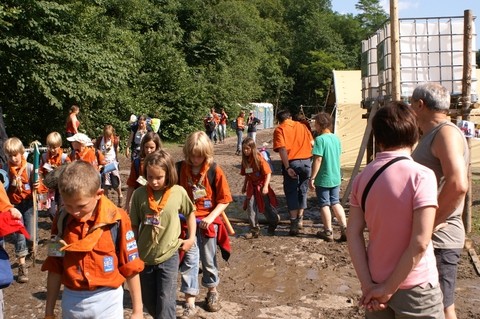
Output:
[240,137,279,238]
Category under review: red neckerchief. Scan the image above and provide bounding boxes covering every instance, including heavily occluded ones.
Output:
[147,185,172,216]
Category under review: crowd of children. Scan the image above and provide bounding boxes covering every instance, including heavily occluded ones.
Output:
[0,109,352,319]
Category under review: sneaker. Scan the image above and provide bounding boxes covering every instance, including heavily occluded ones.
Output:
[289,218,300,236]
[180,303,196,319]
[17,264,29,283]
[317,229,334,242]
[338,226,347,242]
[205,291,221,312]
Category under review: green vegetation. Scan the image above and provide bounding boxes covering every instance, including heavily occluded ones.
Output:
[0,0,386,144]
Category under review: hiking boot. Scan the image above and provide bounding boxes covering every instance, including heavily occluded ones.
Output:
[17,264,29,283]
[317,229,334,242]
[205,291,221,312]
[298,216,304,229]
[180,303,196,319]
[338,226,347,242]
[245,227,260,239]
[289,218,300,236]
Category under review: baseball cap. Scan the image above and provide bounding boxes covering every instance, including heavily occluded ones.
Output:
[0,212,30,239]
[66,133,93,146]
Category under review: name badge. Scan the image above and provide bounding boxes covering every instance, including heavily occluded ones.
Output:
[204,200,212,209]
[193,187,207,200]
[47,242,65,257]
[245,168,253,174]
[136,176,147,186]
[144,214,160,226]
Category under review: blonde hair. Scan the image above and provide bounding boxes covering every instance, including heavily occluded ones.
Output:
[58,161,100,198]
[103,124,115,138]
[4,137,25,156]
[183,131,214,166]
[46,132,63,148]
[143,150,178,188]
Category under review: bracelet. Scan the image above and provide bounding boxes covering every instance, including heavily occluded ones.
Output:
[286,166,292,171]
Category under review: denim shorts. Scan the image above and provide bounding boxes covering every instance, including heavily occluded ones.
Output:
[435,248,461,308]
[315,185,340,207]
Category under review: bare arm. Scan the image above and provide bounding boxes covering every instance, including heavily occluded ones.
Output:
[125,274,143,319]
[278,147,296,178]
[346,206,374,299]
[309,155,322,190]
[201,202,229,228]
[181,210,197,252]
[262,172,271,195]
[431,126,468,226]
[126,131,134,157]
[45,272,62,317]
[124,186,135,212]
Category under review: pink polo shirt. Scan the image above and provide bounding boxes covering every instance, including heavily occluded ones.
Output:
[350,151,439,289]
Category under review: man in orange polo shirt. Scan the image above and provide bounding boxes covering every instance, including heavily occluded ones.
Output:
[273,110,313,236]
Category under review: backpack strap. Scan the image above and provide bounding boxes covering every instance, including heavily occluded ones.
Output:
[361,156,409,212]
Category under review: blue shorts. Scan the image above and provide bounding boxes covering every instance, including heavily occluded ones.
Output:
[315,185,340,207]
[435,248,461,308]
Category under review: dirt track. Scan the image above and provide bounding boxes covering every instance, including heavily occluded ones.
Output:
[3,128,480,318]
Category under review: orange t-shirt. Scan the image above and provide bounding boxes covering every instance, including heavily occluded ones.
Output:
[69,147,105,171]
[41,196,144,290]
[0,183,14,212]
[273,119,313,160]
[236,117,245,130]
[178,162,232,217]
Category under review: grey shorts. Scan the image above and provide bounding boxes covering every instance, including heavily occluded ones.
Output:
[366,283,444,319]
[435,248,462,308]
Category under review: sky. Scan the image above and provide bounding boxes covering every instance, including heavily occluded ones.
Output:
[332,0,480,48]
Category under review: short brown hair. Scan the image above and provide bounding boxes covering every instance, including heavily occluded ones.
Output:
[143,150,178,188]
[58,161,101,198]
[372,101,419,150]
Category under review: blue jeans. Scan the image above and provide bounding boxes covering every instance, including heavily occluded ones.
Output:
[13,200,35,258]
[218,124,227,141]
[236,129,244,152]
[282,159,311,211]
[247,131,257,143]
[181,225,220,294]
[180,239,200,296]
[140,252,179,319]
[315,185,340,207]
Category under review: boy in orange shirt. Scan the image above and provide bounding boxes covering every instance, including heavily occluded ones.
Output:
[42,161,144,319]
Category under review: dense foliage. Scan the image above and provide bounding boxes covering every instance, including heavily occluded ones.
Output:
[1,1,475,145]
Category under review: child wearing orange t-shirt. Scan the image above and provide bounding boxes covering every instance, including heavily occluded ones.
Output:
[42,161,144,319]
[124,132,162,212]
[66,133,105,171]
[177,131,232,317]
[240,137,279,238]
[39,132,71,219]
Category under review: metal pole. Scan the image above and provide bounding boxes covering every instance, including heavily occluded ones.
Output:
[462,10,473,233]
[390,0,401,100]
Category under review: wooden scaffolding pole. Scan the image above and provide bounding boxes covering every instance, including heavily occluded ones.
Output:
[462,10,473,233]
[390,0,401,100]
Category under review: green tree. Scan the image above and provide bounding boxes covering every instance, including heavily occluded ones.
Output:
[355,0,388,36]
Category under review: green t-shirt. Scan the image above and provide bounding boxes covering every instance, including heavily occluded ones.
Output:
[312,133,342,188]
[130,184,195,265]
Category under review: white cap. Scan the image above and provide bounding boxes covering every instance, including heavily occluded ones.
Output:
[66,133,93,146]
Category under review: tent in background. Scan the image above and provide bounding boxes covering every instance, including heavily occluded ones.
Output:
[331,69,480,168]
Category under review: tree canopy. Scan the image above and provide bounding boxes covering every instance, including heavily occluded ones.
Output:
[1,0,475,145]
